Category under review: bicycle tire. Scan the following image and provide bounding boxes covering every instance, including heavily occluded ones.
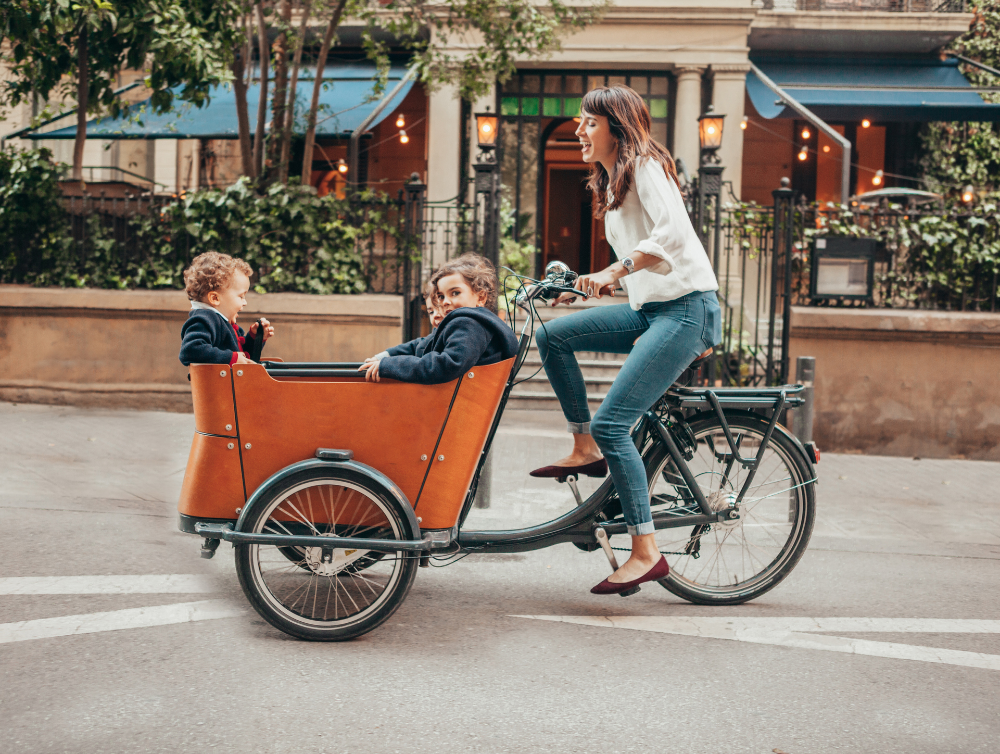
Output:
[639,411,816,605]
[235,467,418,641]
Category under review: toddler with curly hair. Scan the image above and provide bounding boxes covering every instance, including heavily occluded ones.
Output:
[179,252,275,366]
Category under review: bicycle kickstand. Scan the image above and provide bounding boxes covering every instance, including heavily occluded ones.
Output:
[594,527,641,597]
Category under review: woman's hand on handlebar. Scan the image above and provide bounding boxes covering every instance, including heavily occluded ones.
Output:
[572,270,617,301]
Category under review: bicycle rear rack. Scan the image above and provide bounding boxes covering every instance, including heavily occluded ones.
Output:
[651,384,807,511]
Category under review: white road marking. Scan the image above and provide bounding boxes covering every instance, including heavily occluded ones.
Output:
[0,600,243,644]
[513,616,1000,671]
[0,574,217,595]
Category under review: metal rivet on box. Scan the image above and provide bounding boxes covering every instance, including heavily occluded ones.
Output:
[227,443,234,450]
[225,424,232,431]
[237,370,243,377]
[437,455,445,462]
[220,370,227,377]
[468,372,474,378]
[245,443,252,450]
[420,454,427,461]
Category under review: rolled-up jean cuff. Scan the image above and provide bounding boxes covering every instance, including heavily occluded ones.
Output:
[567,421,591,434]
[628,521,656,536]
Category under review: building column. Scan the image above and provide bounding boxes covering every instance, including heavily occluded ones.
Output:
[155,140,178,195]
[673,66,705,179]
[427,84,462,203]
[711,64,751,200]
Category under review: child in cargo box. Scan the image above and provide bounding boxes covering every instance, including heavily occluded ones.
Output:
[179,252,275,366]
[359,253,518,385]
[365,280,445,365]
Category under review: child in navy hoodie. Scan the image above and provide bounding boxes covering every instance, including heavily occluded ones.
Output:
[359,253,518,384]
[179,252,274,366]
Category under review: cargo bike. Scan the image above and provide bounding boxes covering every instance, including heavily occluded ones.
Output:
[180,264,819,641]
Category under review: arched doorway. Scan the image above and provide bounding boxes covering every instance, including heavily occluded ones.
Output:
[541,119,611,275]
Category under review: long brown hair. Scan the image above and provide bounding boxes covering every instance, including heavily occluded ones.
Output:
[581,85,680,219]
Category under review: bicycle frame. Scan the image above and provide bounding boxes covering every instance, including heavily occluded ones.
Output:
[194,276,808,560]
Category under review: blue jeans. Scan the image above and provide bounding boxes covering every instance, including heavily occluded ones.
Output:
[535,291,722,535]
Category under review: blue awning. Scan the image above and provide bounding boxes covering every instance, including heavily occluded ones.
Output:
[28,64,415,140]
[747,57,1000,123]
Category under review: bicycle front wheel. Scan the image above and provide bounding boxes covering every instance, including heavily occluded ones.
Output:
[235,468,418,641]
[641,411,816,605]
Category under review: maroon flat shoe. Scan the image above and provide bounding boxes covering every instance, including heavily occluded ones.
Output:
[529,458,608,479]
[591,556,670,596]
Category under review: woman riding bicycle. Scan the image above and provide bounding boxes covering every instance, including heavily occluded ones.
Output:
[531,85,722,595]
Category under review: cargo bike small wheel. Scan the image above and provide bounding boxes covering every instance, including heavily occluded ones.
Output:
[235,467,418,641]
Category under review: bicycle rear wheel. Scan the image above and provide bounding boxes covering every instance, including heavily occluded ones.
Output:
[638,411,816,605]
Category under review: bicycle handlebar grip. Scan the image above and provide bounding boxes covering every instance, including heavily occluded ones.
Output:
[248,318,266,363]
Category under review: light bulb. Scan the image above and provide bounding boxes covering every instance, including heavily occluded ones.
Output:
[707,126,716,135]
[395,114,405,128]
[823,145,830,153]
[482,122,492,133]
[872,175,882,186]
[962,185,975,203]
[740,116,748,130]
[801,128,811,139]
[337,159,348,174]
[399,129,409,144]
[861,119,871,128]
[798,150,808,161]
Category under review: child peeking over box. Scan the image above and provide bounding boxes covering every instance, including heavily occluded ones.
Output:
[179,252,274,366]
[360,253,518,385]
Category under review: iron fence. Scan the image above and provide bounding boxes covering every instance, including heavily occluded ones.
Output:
[701,186,1000,388]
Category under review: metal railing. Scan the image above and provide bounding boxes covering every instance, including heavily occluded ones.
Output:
[698,183,999,388]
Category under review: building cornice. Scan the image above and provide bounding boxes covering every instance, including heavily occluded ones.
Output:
[751,9,973,33]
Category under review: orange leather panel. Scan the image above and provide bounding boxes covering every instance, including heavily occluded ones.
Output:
[178,432,246,519]
[230,364,457,508]
[190,364,237,437]
[414,359,513,528]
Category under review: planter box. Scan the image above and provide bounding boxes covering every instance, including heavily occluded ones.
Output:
[0,286,403,412]
[789,306,1000,461]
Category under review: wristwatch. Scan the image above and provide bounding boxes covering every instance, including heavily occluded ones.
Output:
[621,257,635,275]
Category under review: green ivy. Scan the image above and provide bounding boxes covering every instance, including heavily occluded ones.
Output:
[0,150,411,296]
[0,147,68,282]
[920,0,1000,194]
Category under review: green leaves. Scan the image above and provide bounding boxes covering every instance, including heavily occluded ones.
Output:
[920,0,1000,193]
[0,151,404,296]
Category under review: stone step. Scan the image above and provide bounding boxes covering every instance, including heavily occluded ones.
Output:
[512,374,615,391]
[505,392,604,412]
[517,357,625,379]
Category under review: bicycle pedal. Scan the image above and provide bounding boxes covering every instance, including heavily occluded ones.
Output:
[619,586,641,598]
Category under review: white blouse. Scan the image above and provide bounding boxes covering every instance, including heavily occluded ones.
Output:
[603,157,718,310]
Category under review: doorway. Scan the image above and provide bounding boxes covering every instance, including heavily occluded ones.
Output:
[542,119,611,275]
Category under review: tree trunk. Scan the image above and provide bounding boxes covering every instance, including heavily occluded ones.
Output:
[252,2,270,180]
[278,0,312,184]
[267,0,291,178]
[72,27,89,183]
[231,35,255,178]
[300,0,347,187]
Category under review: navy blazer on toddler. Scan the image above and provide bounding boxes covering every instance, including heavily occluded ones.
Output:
[179,309,261,366]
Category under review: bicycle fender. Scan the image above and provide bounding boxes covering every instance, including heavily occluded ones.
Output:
[234,458,421,536]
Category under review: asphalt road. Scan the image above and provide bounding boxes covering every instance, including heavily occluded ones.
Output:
[1,401,999,754]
